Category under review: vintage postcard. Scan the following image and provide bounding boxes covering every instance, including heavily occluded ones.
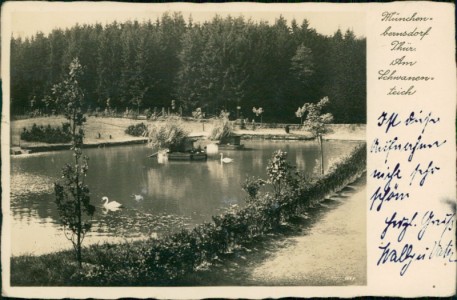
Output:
[1,1,455,298]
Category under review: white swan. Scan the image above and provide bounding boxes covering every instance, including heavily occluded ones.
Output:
[131,194,144,201]
[220,153,233,164]
[102,196,123,210]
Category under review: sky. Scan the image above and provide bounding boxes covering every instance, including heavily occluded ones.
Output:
[9,3,366,38]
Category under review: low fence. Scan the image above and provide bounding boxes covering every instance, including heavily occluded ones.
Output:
[235,121,366,131]
[76,143,367,285]
[240,122,302,130]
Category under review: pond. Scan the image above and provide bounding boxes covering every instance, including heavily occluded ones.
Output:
[9,139,362,256]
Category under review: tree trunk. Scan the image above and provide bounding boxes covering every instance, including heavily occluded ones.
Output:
[77,224,82,268]
[73,115,83,269]
[319,135,324,175]
[77,178,82,268]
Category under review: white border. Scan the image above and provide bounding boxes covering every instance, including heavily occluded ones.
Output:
[2,2,455,298]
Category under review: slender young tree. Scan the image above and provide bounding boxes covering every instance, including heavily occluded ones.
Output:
[295,106,305,125]
[252,107,264,124]
[301,96,333,175]
[53,58,95,268]
[267,150,293,199]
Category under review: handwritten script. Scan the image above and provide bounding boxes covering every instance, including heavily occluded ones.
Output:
[372,11,456,276]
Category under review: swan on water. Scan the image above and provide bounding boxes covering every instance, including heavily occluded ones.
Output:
[131,194,144,201]
[220,153,233,164]
[101,196,123,210]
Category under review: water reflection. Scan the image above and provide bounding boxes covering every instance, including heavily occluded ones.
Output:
[10,140,361,255]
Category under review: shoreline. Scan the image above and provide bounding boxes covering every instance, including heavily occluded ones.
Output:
[12,134,361,155]
[16,138,149,154]
[10,145,366,285]
[10,117,365,155]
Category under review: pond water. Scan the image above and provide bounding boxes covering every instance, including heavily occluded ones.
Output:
[9,140,361,256]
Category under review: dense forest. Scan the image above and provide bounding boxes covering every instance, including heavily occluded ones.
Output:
[10,12,366,123]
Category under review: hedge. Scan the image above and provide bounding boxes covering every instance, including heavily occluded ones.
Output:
[71,143,367,285]
[20,123,72,144]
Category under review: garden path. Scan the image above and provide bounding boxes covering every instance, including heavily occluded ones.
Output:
[187,173,367,286]
[244,174,367,286]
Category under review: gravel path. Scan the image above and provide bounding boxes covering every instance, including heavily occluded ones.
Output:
[245,174,367,286]
[183,174,367,286]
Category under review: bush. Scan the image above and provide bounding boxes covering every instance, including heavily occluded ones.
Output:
[20,123,72,144]
[84,143,366,284]
[148,117,189,151]
[209,114,233,142]
[267,150,294,198]
[11,143,366,286]
[125,123,148,137]
[242,176,266,201]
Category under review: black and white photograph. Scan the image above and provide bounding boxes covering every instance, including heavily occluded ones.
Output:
[5,2,368,288]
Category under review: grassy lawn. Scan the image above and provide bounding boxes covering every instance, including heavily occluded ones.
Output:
[11,116,365,149]
[12,116,147,147]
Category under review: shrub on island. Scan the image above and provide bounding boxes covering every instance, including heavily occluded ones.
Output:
[209,111,234,144]
[148,117,189,152]
[77,144,366,285]
[11,143,366,286]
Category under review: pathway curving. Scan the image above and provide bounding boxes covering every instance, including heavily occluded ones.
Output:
[183,173,367,286]
[245,174,367,286]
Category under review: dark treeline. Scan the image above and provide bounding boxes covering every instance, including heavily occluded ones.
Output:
[11,12,366,123]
